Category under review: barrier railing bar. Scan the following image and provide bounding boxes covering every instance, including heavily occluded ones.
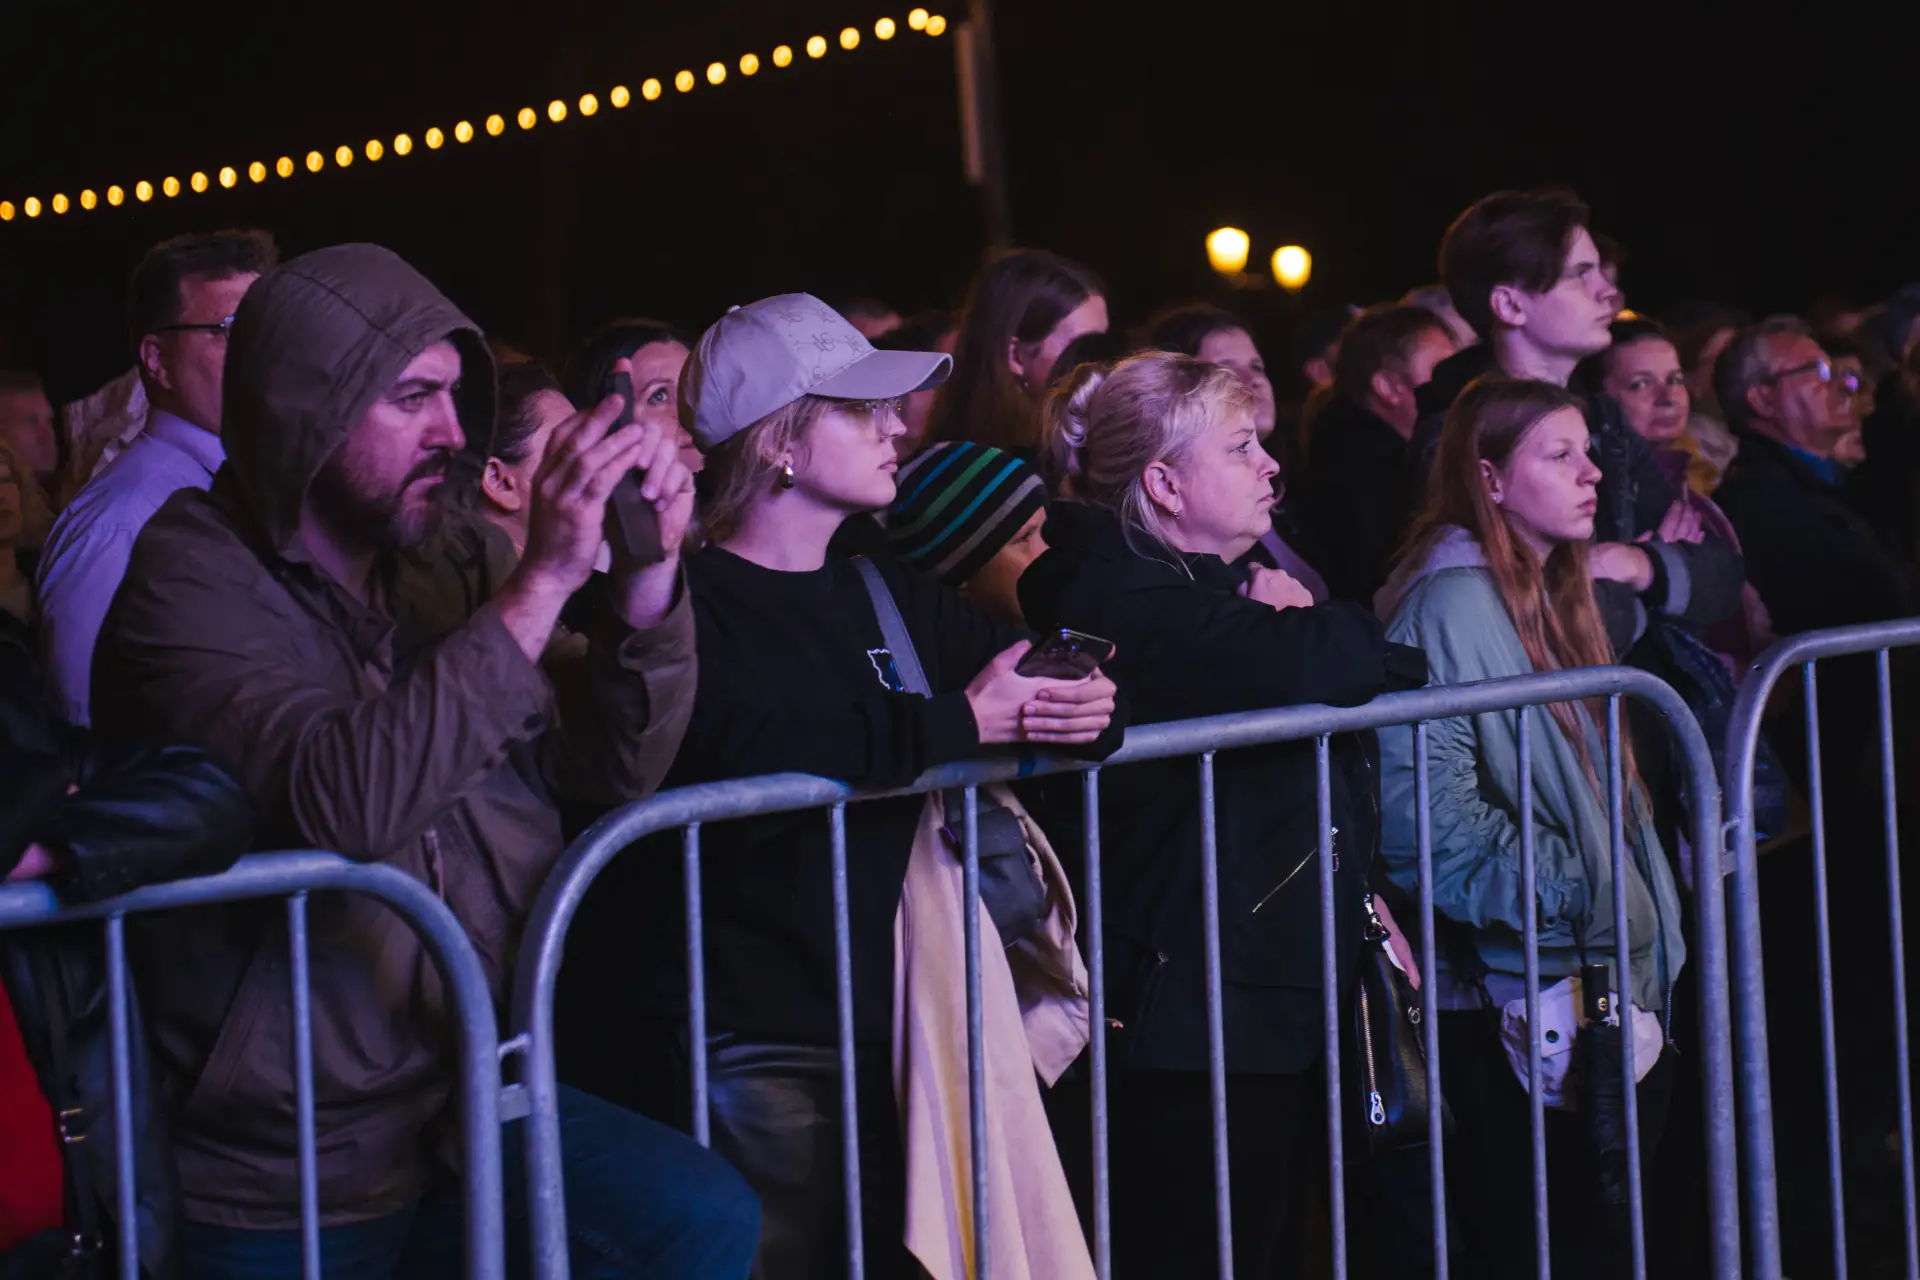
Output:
[1801,663,1848,1277]
[829,801,867,1280]
[106,912,137,1279]
[1083,767,1112,1280]
[288,892,322,1280]
[1414,720,1450,1280]
[1316,734,1349,1280]
[962,785,990,1278]
[1606,695,1648,1280]
[1518,706,1550,1279]
[683,824,710,1149]
[1878,649,1920,1280]
[1197,749,1234,1276]
[507,666,1735,1280]
[0,852,507,1280]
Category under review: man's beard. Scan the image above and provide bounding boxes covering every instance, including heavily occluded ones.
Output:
[307,452,450,554]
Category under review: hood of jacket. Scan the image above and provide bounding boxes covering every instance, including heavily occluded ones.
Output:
[218,243,497,555]
[1372,524,1486,620]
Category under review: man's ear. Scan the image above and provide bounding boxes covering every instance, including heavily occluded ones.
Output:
[138,335,172,392]
[1371,368,1409,413]
[481,457,523,513]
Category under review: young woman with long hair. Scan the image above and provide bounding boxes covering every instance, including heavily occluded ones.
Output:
[926,248,1107,454]
[559,295,1123,1278]
[1374,375,1687,1280]
[1018,350,1424,1276]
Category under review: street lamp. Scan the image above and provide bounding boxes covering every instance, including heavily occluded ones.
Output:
[1206,227,1250,277]
[1272,245,1311,292]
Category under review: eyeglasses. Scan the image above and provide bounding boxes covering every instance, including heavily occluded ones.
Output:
[1763,358,1862,395]
[154,315,236,339]
[843,397,907,421]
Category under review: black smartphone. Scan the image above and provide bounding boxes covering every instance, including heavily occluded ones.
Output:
[1015,628,1115,680]
[602,370,666,566]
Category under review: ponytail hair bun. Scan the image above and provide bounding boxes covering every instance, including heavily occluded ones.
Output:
[1042,362,1108,493]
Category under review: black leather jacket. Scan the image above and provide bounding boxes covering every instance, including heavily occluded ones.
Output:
[1,633,253,1277]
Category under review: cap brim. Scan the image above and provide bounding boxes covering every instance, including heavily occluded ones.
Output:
[812,348,952,400]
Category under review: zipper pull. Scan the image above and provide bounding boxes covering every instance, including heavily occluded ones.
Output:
[1369,1091,1386,1126]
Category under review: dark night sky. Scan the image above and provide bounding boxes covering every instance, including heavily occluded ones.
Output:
[3,0,1915,403]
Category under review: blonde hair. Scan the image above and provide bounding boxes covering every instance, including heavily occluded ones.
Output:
[1042,351,1254,556]
[697,394,895,545]
[0,437,53,548]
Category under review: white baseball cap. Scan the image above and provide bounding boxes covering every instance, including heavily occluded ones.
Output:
[679,293,952,452]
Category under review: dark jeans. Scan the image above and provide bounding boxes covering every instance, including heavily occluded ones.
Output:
[1438,1010,1675,1280]
[181,1084,760,1279]
[1046,1067,1308,1279]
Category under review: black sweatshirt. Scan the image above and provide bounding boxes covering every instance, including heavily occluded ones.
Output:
[563,545,1126,1049]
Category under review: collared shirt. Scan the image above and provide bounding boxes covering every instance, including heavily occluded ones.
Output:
[35,409,224,724]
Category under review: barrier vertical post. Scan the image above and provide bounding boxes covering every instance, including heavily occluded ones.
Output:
[1877,650,1920,1278]
[684,823,710,1148]
[1606,696,1647,1280]
[1198,751,1234,1276]
[1414,721,1450,1280]
[1317,735,1348,1279]
[1801,664,1848,1275]
[1519,706,1551,1279]
[829,802,866,1280]
[106,913,137,1280]
[288,893,322,1279]
[962,786,990,1277]
[1083,768,1112,1280]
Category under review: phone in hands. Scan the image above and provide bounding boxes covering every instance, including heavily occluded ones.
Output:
[1015,628,1115,680]
[602,370,666,565]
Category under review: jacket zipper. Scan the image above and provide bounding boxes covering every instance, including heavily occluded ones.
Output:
[1361,892,1386,1127]
[1252,827,1338,915]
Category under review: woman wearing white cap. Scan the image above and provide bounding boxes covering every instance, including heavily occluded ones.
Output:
[561,295,1125,1277]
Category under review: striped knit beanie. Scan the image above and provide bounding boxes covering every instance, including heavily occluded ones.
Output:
[882,442,1047,587]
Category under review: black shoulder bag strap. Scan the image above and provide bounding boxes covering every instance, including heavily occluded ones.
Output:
[849,556,1047,945]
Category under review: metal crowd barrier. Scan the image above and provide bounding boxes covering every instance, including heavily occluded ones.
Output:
[0,851,508,1280]
[1727,618,1920,1280]
[509,665,1739,1280]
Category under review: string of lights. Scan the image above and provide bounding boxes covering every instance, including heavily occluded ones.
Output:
[0,9,950,227]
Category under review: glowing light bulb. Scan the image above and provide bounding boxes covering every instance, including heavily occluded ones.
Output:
[773,45,794,67]
[163,176,181,197]
[807,35,827,57]
[1205,226,1250,276]
[908,8,929,29]
[517,107,536,129]
[456,121,476,143]
[486,114,505,136]
[548,99,567,123]
[926,14,947,35]
[365,139,383,161]
[706,62,726,85]
[642,78,663,100]
[675,70,695,92]
[51,193,69,214]
[306,152,324,172]
[840,27,860,49]
[136,181,154,201]
[80,189,97,210]
[218,166,237,188]
[248,161,267,182]
[276,156,295,177]
[190,172,209,193]
[579,93,599,116]
[1271,245,1312,292]
[610,85,631,108]
[739,53,760,76]
[426,127,445,149]
[394,133,413,156]
[107,186,125,206]
[334,145,353,167]
[0,202,13,222]
[876,17,896,38]
[24,197,40,217]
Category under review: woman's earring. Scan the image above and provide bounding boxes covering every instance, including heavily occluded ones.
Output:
[1171,507,1183,519]
[779,462,796,490]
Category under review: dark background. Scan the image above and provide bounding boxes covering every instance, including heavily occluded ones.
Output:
[2,0,1914,404]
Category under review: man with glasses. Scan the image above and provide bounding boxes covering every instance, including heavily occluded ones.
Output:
[35,229,276,723]
[1714,316,1915,638]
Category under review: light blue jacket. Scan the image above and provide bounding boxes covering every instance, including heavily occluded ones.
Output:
[1374,528,1686,1013]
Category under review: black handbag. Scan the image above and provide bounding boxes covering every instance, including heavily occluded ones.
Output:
[1350,894,1454,1159]
[851,558,1049,947]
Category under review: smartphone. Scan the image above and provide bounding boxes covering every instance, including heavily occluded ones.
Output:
[1016,628,1115,680]
[602,370,666,565]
